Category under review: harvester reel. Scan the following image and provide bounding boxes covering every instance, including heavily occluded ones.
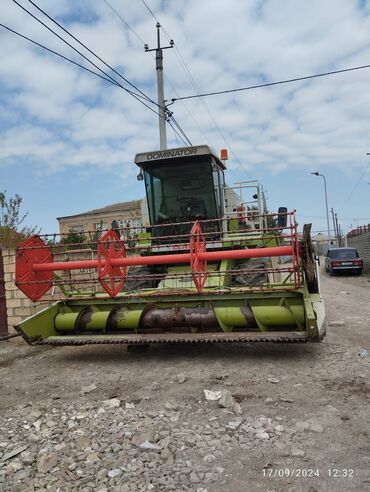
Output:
[97,229,127,297]
[15,235,53,301]
[190,221,207,292]
[15,221,297,301]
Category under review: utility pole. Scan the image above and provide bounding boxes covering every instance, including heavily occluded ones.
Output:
[335,213,340,246]
[145,23,174,150]
[311,172,331,243]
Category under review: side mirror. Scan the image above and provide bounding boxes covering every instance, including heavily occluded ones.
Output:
[277,207,288,228]
[137,167,144,181]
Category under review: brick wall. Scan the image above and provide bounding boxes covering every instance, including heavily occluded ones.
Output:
[348,232,370,273]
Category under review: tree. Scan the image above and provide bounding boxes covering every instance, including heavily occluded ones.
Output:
[0,191,39,247]
[60,230,87,249]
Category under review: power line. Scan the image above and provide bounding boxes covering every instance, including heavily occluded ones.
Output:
[169,124,188,147]
[24,0,158,107]
[105,0,204,146]
[139,1,217,140]
[170,121,181,147]
[138,0,250,176]
[5,3,193,147]
[0,23,120,87]
[101,0,193,146]
[342,160,370,206]
[169,114,192,146]
[12,0,135,98]
[172,63,370,102]
[167,117,191,147]
[102,0,146,46]
[12,0,161,118]
[170,51,250,177]
[139,0,159,22]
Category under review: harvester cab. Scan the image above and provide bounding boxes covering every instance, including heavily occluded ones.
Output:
[14,145,326,346]
[137,146,224,223]
[135,145,226,244]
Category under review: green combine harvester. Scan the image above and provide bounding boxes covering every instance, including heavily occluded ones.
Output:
[15,145,326,345]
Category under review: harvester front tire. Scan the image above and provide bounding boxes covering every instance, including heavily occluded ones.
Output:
[233,261,267,286]
[124,266,157,291]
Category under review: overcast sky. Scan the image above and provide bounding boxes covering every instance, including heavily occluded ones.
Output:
[1,0,370,234]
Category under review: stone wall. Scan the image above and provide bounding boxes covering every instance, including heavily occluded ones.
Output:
[2,247,103,334]
[2,248,42,334]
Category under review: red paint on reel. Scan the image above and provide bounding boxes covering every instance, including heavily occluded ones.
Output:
[97,229,126,296]
[190,221,207,292]
[15,212,299,301]
[15,235,53,301]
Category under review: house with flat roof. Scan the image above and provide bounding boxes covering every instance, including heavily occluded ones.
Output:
[57,200,143,237]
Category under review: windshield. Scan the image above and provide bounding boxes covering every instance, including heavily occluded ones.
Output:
[144,158,219,224]
[330,249,359,259]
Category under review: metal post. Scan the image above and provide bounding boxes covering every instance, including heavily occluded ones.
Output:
[311,172,331,243]
[335,213,340,246]
[331,208,336,245]
[145,24,174,150]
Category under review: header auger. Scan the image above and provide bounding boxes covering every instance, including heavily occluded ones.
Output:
[13,145,326,346]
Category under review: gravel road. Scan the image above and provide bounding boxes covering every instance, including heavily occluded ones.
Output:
[0,266,369,492]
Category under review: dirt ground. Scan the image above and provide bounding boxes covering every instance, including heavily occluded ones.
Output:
[0,264,369,492]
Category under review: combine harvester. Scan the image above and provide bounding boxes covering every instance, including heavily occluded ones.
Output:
[14,145,326,346]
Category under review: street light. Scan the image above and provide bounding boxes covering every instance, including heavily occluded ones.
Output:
[311,171,331,242]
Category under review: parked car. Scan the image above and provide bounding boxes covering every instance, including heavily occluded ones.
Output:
[325,247,363,275]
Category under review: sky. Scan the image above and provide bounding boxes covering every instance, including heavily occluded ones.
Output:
[1,0,370,235]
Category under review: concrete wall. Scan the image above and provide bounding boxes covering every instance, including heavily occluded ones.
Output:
[347,232,370,273]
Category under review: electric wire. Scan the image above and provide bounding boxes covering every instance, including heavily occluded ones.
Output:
[23,0,158,107]
[11,0,161,117]
[341,161,370,207]
[139,0,213,144]
[139,0,159,22]
[170,122,181,147]
[19,0,192,145]
[167,120,189,146]
[0,23,120,87]
[102,0,146,46]
[139,0,250,177]
[103,0,206,146]
[101,0,193,146]
[172,63,370,102]
[171,54,249,178]
[169,115,192,146]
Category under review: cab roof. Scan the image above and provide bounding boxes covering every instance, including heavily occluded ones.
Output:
[134,144,226,170]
